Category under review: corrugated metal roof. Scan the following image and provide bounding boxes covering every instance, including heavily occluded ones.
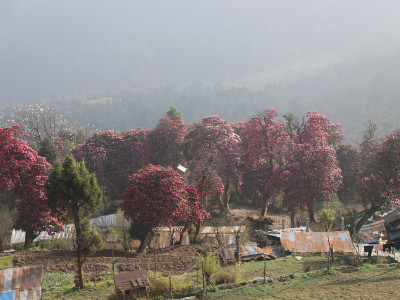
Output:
[0,265,42,300]
[114,270,150,293]
[280,231,353,253]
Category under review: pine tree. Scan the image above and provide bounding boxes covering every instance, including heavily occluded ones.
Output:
[46,154,103,288]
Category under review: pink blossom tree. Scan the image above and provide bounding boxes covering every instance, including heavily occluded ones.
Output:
[184,115,240,213]
[72,129,146,208]
[143,107,187,168]
[355,130,400,233]
[240,109,291,217]
[280,112,343,224]
[0,125,63,247]
[122,164,208,252]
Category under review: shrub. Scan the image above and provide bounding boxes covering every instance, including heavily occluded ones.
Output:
[211,266,242,285]
[334,249,345,255]
[196,253,220,278]
[39,239,74,250]
[147,272,169,298]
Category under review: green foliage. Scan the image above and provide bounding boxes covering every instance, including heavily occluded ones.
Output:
[39,239,74,250]
[211,266,242,285]
[38,137,59,164]
[166,106,183,121]
[46,154,103,288]
[318,208,336,232]
[0,255,13,268]
[42,272,75,292]
[196,253,220,278]
[46,155,102,222]
[147,272,170,298]
[77,218,103,258]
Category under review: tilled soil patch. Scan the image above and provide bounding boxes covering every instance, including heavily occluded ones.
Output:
[12,245,218,278]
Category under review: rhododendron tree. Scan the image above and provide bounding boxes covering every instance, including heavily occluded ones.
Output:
[143,107,187,167]
[184,115,240,212]
[280,112,343,223]
[122,164,208,253]
[0,125,63,247]
[355,130,400,233]
[240,109,291,217]
[72,129,146,207]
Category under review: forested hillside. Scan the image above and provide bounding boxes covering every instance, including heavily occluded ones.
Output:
[1,48,397,143]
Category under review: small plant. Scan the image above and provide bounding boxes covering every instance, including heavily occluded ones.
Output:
[311,250,321,255]
[334,249,345,255]
[39,239,74,250]
[196,253,220,279]
[211,266,242,285]
[42,272,74,292]
[147,272,169,298]
[0,255,13,268]
[318,208,336,232]
[351,255,363,267]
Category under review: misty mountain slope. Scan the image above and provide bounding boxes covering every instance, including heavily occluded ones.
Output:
[19,48,399,145]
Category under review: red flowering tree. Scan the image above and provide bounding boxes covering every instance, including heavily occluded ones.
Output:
[355,130,400,233]
[184,115,240,212]
[280,112,343,224]
[143,107,187,167]
[122,164,208,253]
[72,129,146,208]
[240,109,291,217]
[0,125,63,247]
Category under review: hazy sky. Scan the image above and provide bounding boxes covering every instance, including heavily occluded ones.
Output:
[2,0,400,101]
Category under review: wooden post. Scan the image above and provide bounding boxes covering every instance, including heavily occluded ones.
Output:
[154,253,157,273]
[263,258,266,284]
[202,262,205,293]
[235,230,241,264]
[327,237,331,273]
[169,273,173,300]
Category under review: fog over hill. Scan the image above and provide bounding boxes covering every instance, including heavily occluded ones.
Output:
[1,0,400,141]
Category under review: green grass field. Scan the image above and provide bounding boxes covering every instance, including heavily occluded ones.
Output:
[35,254,400,300]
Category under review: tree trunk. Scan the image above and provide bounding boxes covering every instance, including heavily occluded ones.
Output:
[24,228,37,249]
[260,193,269,217]
[222,183,230,213]
[290,208,295,229]
[308,201,316,223]
[76,252,84,289]
[136,231,151,254]
[75,216,85,289]
[177,228,187,245]
[193,220,201,244]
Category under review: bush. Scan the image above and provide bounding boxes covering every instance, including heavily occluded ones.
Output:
[334,249,345,255]
[147,272,169,298]
[211,266,242,285]
[39,239,74,250]
[196,253,220,278]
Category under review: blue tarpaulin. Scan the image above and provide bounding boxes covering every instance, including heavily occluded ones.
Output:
[0,292,14,300]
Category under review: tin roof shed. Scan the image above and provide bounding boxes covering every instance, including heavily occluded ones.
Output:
[280,231,353,253]
[114,270,150,298]
[0,265,42,300]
